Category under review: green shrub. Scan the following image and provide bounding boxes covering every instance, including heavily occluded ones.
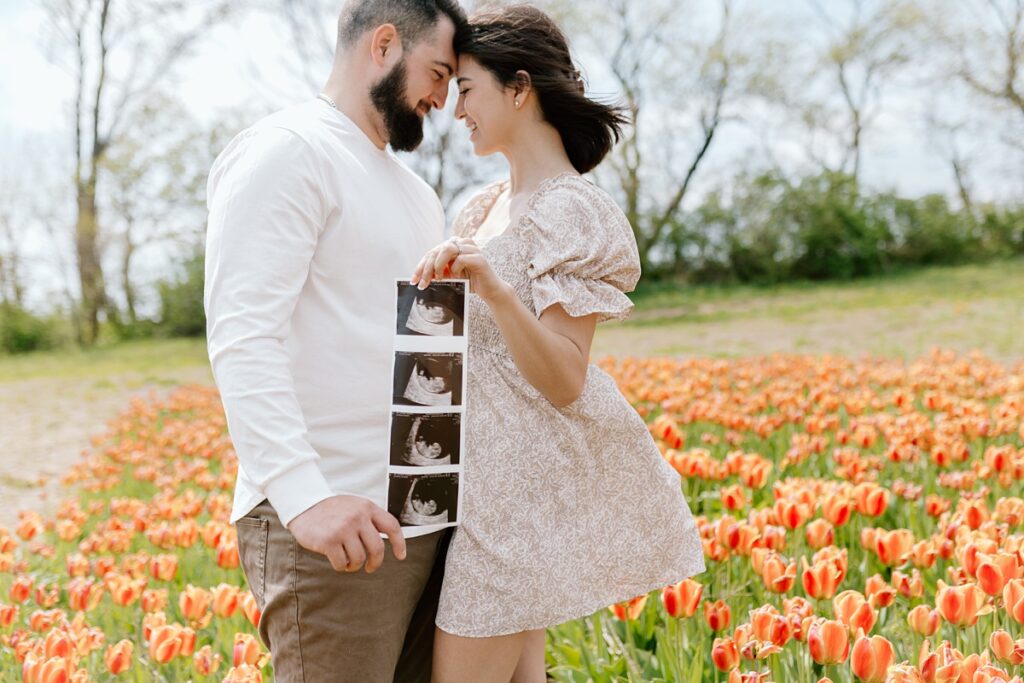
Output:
[0,303,60,354]
[156,251,206,338]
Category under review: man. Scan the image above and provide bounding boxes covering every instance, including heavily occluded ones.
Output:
[204,1,469,681]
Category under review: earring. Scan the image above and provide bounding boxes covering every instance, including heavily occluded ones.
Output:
[514,99,521,109]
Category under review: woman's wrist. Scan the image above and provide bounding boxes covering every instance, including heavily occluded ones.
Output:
[480,279,516,309]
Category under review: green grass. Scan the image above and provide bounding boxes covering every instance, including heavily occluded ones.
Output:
[0,337,210,383]
[0,259,1021,381]
[627,256,1024,325]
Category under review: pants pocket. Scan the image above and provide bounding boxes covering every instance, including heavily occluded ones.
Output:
[235,517,270,608]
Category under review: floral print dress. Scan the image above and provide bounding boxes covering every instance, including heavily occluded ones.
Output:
[435,173,704,637]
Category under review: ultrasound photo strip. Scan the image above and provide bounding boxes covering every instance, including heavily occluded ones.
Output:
[387,279,469,535]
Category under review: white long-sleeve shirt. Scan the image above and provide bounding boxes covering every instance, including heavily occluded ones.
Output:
[205,100,445,527]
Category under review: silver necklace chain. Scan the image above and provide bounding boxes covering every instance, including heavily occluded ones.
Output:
[317,93,338,109]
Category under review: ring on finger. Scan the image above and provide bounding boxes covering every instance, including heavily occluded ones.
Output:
[448,236,462,255]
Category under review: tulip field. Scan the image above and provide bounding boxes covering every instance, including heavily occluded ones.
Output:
[1,349,1023,682]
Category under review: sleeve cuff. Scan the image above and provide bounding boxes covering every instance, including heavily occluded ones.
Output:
[264,460,334,528]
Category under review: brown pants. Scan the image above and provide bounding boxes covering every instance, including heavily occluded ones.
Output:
[235,499,450,683]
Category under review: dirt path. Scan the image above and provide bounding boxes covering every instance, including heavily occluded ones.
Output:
[594,298,1023,363]
[0,367,212,530]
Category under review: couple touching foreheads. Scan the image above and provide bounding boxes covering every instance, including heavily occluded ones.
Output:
[204,1,703,681]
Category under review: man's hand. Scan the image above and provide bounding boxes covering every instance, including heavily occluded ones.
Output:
[287,495,407,573]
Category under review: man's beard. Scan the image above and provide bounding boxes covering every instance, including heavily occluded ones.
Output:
[370,59,425,152]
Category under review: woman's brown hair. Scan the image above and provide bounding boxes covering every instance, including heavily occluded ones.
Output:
[456,4,629,174]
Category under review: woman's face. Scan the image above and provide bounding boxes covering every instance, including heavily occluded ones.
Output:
[412,497,438,516]
[414,437,443,460]
[454,56,519,157]
[417,367,448,393]
[415,298,452,324]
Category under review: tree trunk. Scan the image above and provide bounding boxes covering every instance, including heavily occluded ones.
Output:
[122,228,137,325]
[75,180,105,344]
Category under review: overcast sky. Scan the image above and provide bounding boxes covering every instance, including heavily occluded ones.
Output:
[1,0,1020,311]
[3,0,1020,200]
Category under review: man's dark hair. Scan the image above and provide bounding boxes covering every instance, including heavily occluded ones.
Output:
[337,0,469,51]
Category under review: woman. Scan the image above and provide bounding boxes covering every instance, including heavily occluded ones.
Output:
[411,5,704,682]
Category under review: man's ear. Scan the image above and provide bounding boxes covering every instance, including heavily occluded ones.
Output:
[369,24,401,66]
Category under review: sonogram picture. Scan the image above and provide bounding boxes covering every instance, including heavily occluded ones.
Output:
[386,279,468,537]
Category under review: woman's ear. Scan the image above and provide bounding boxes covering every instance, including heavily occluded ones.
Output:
[513,70,533,108]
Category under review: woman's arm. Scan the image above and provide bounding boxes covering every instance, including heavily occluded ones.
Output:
[488,285,596,407]
[412,239,596,408]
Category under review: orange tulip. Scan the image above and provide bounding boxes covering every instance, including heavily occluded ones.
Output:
[1004,578,1024,625]
[142,611,168,642]
[66,578,103,612]
[802,557,843,600]
[805,519,834,549]
[0,603,18,628]
[179,627,197,658]
[907,605,941,637]
[833,591,877,635]
[610,594,647,621]
[863,574,896,608]
[850,632,895,683]
[42,630,72,659]
[662,579,702,618]
[148,555,178,582]
[854,484,888,518]
[222,663,263,683]
[720,485,746,511]
[194,645,223,676]
[712,636,740,672]
[977,553,1021,597]
[703,599,730,632]
[23,654,73,683]
[989,630,1024,666]
[148,625,183,664]
[106,574,145,608]
[750,605,791,647]
[9,576,33,604]
[822,497,852,527]
[34,584,59,609]
[884,665,925,683]
[892,569,924,599]
[239,591,261,628]
[774,499,811,530]
[141,588,168,614]
[935,580,988,627]
[918,640,964,683]
[178,584,212,624]
[233,632,262,667]
[216,539,240,569]
[104,639,133,675]
[212,584,240,618]
[873,528,914,567]
[807,619,849,665]
[759,553,796,594]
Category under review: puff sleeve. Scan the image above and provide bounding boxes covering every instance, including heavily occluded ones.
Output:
[523,180,641,322]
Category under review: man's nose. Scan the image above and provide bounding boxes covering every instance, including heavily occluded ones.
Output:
[430,84,448,110]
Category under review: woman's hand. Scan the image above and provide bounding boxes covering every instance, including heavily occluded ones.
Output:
[411,237,510,303]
